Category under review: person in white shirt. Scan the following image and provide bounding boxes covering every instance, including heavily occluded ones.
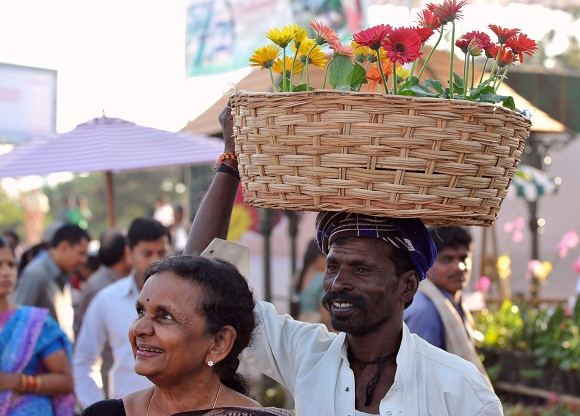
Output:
[183,105,503,416]
[73,218,170,409]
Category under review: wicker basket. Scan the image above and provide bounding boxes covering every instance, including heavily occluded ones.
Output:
[230,90,531,226]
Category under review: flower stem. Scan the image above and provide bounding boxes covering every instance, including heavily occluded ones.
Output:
[282,47,287,92]
[289,47,300,92]
[305,45,317,91]
[449,21,456,98]
[479,58,489,85]
[488,44,504,86]
[376,51,389,95]
[392,63,398,95]
[409,44,424,79]
[471,56,475,90]
[322,56,333,89]
[494,56,515,92]
[462,51,470,99]
[269,68,277,92]
[417,27,444,80]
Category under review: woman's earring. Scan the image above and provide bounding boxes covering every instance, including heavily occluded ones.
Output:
[207,360,214,367]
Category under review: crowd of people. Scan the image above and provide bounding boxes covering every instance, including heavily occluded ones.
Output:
[0,105,503,415]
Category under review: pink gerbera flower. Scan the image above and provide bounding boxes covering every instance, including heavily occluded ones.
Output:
[382,27,422,64]
[329,41,355,62]
[428,0,468,24]
[310,20,338,45]
[353,24,392,50]
[417,9,441,30]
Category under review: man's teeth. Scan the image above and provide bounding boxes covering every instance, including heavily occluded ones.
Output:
[332,302,353,308]
[139,347,164,353]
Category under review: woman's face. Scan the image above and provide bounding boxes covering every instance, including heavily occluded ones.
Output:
[129,271,213,384]
[0,247,17,298]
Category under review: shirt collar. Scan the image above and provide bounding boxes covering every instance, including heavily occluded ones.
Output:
[340,323,417,391]
[42,251,67,280]
[124,273,139,297]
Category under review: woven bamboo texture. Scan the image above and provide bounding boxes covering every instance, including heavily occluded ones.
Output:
[231,90,532,226]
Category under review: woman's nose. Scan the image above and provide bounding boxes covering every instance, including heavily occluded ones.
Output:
[131,315,154,337]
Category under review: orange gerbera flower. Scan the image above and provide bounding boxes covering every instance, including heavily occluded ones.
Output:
[428,0,468,24]
[488,25,520,44]
[415,26,434,43]
[330,41,355,62]
[505,34,537,63]
[353,24,392,50]
[382,27,422,64]
[366,60,393,91]
[416,9,441,30]
[496,48,514,67]
[310,20,338,45]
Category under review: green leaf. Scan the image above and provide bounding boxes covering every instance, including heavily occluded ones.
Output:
[399,89,416,96]
[479,93,507,104]
[425,79,444,94]
[502,96,516,111]
[408,85,437,97]
[349,63,367,91]
[292,84,310,92]
[452,72,465,95]
[329,55,354,90]
[469,79,493,97]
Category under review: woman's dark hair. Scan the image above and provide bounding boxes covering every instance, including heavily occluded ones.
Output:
[18,242,49,276]
[143,255,256,395]
[0,237,11,252]
[295,239,324,294]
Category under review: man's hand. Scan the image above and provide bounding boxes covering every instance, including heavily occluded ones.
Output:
[219,101,235,154]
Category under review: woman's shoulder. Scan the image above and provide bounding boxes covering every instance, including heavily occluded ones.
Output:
[81,399,126,416]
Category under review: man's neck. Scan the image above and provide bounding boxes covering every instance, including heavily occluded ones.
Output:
[48,249,65,273]
[346,319,403,362]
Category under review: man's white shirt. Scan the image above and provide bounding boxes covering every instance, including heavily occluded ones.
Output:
[243,301,503,416]
[73,276,151,408]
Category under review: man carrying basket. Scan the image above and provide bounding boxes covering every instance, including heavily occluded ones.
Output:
[184,105,502,416]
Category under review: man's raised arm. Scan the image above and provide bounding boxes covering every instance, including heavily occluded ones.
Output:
[184,104,239,254]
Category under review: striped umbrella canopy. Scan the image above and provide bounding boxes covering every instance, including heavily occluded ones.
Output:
[512,165,560,202]
[0,116,224,225]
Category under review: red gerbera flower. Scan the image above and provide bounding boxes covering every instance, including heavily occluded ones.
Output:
[464,31,492,50]
[353,24,392,50]
[505,34,537,63]
[382,27,422,65]
[415,26,434,43]
[416,9,441,30]
[455,38,470,54]
[310,20,339,45]
[429,0,468,24]
[488,24,520,44]
[485,43,498,59]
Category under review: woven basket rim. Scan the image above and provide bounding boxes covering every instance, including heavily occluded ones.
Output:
[231,89,531,123]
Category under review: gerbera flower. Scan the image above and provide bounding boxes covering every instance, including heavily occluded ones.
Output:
[505,34,537,63]
[485,43,499,59]
[382,27,422,64]
[291,24,308,48]
[416,9,441,30]
[352,41,371,64]
[463,31,492,51]
[310,20,338,45]
[496,48,514,67]
[353,24,392,50]
[456,31,491,55]
[367,48,387,63]
[249,45,280,69]
[266,25,296,48]
[429,0,468,25]
[300,46,327,69]
[455,38,470,54]
[330,41,355,62]
[272,56,303,76]
[488,25,520,44]
[415,26,434,43]
[396,66,410,81]
[366,60,393,91]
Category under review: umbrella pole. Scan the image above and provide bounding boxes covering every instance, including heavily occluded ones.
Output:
[105,171,116,227]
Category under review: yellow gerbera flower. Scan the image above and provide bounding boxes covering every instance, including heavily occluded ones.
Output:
[266,25,295,48]
[292,37,316,56]
[272,57,303,76]
[300,46,328,69]
[291,24,308,47]
[249,45,281,69]
[367,47,387,63]
[352,41,371,64]
[396,66,410,81]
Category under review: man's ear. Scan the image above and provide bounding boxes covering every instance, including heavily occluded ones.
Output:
[400,269,419,306]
